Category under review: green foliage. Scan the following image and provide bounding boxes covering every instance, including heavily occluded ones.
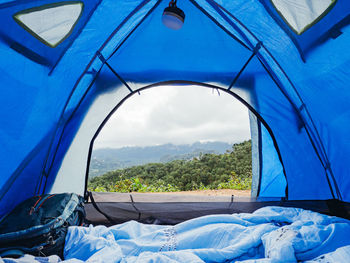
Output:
[88,140,252,193]
[218,172,252,190]
[112,177,180,193]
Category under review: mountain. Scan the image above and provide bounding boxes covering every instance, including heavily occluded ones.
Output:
[89,141,232,178]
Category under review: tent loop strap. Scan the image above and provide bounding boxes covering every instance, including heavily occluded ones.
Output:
[96,51,106,63]
[96,51,133,93]
[87,191,118,225]
[298,103,305,113]
[228,41,262,91]
[212,88,220,96]
[322,161,341,200]
[86,69,98,75]
[324,162,342,200]
[253,41,262,54]
[297,103,306,131]
[129,194,142,220]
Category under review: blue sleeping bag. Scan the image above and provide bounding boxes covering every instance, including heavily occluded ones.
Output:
[62,206,350,263]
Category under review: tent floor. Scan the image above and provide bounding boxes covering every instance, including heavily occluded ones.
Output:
[85,192,350,225]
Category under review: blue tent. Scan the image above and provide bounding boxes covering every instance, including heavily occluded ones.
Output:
[0,0,349,217]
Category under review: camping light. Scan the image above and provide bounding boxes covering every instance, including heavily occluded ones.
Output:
[162,0,185,30]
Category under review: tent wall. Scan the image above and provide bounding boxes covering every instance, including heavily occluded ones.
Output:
[0,0,158,216]
[216,0,350,200]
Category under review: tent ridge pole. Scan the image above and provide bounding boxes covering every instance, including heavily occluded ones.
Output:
[228,41,262,91]
[96,51,133,93]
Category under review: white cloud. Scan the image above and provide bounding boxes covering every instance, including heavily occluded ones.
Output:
[94,85,251,149]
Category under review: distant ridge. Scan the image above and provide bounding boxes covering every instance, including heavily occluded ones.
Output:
[89,141,232,178]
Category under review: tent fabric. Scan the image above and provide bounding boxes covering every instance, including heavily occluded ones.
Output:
[0,0,349,217]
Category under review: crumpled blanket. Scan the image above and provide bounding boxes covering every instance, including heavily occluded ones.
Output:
[2,206,350,263]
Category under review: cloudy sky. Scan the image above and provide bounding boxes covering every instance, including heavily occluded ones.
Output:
[94,85,251,149]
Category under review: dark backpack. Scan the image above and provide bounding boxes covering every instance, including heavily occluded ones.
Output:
[0,193,85,258]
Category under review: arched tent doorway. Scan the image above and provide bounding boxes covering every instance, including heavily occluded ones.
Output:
[50,83,286,199]
[87,85,253,186]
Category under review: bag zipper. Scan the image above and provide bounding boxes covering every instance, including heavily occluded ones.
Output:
[36,194,55,211]
[29,195,55,215]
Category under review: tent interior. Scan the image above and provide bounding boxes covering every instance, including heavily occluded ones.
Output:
[1,0,350,260]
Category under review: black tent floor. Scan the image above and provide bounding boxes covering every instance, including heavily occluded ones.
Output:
[85,192,350,226]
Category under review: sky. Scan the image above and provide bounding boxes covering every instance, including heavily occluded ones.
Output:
[94,85,251,149]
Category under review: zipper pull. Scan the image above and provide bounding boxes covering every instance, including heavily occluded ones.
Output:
[28,196,42,215]
[29,207,35,215]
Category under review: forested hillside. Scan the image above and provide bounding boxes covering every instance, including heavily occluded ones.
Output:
[88,140,252,192]
[90,141,232,177]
